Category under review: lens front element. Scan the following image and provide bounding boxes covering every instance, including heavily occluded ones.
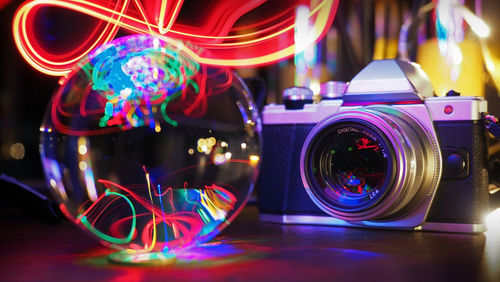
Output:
[301,107,441,221]
[312,123,394,212]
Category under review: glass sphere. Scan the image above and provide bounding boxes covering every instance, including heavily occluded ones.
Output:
[40,35,261,254]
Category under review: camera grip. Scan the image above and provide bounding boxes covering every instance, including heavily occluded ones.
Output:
[427,121,489,224]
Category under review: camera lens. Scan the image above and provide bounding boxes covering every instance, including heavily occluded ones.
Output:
[310,122,395,212]
[301,106,441,221]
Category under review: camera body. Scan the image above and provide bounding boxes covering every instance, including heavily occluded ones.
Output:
[257,60,489,233]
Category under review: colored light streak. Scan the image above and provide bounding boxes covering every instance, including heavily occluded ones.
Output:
[71,165,243,253]
[460,6,490,38]
[88,37,200,130]
[157,184,170,252]
[49,34,235,136]
[142,166,158,252]
[42,158,68,201]
[434,0,490,81]
[12,0,339,75]
[79,189,137,244]
[294,4,320,91]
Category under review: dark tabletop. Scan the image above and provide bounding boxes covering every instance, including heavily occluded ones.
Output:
[0,202,499,282]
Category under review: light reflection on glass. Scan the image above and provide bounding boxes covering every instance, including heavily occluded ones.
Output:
[39,34,261,260]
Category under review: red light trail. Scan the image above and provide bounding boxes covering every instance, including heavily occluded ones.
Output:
[12,0,339,75]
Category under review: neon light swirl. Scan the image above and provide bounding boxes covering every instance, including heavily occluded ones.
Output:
[79,189,137,244]
[74,169,239,252]
[12,0,339,75]
[88,36,199,129]
[47,34,234,136]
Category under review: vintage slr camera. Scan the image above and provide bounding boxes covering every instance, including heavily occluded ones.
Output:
[258,59,489,233]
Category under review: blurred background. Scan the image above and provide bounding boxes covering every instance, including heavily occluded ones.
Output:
[2,0,500,183]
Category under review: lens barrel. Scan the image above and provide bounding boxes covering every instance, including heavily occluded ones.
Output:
[300,106,441,221]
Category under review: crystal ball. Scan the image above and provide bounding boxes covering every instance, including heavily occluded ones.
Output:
[40,35,261,253]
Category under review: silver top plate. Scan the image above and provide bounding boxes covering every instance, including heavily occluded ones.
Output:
[425,96,487,121]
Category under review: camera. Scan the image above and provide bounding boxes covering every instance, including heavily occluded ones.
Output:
[257,59,489,233]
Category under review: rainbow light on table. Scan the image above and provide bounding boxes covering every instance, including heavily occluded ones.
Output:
[12,0,339,75]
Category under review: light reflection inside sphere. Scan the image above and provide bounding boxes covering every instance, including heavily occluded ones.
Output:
[40,34,261,254]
